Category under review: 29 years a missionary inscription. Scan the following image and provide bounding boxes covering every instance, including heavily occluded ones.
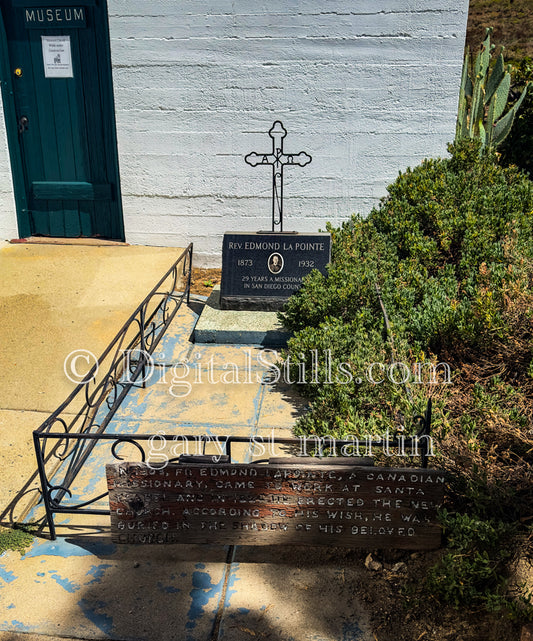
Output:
[107,462,445,549]
[220,232,331,310]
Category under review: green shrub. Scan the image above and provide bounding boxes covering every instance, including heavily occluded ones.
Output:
[280,140,533,436]
[500,57,533,176]
[285,319,428,439]
[426,511,514,606]
[427,511,533,619]
[280,140,533,618]
[281,218,397,333]
[0,523,37,555]
[283,139,533,352]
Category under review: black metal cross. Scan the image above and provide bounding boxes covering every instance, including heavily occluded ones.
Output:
[245,121,312,232]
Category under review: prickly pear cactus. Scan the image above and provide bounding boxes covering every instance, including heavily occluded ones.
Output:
[455,28,529,153]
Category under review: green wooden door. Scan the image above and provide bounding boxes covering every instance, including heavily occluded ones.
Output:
[0,1,124,240]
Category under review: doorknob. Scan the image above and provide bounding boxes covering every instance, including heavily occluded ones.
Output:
[18,115,29,133]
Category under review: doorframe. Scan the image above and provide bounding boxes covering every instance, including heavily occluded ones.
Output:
[0,1,125,241]
[0,7,30,237]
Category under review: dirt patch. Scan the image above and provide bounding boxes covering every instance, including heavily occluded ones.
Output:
[348,313,533,640]
[189,267,222,297]
[345,548,524,641]
[467,0,533,59]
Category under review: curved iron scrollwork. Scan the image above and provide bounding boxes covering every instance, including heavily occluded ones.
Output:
[42,417,70,461]
[111,438,146,462]
[34,400,432,541]
[33,244,193,540]
[46,484,72,510]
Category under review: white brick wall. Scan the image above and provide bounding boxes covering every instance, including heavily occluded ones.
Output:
[0,1,469,265]
[0,99,18,242]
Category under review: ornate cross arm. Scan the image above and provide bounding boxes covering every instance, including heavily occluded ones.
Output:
[244,152,276,166]
[282,151,312,167]
[244,151,311,166]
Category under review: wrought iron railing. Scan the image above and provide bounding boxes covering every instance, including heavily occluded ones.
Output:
[33,243,193,539]
[34,415,432,540]
[32,241,435,540]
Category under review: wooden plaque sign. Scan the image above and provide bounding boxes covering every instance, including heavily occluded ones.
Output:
[107,462,445,549]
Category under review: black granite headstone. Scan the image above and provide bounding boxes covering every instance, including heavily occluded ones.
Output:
[220,231,331,310]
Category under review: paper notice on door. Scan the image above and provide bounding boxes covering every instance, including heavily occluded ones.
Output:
[41,36,73,78]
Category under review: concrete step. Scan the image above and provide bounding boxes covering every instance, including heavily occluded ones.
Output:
[193,288,291,346]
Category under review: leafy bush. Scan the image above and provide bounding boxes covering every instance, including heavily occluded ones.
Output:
[426,511,517,609]
[281,139,533,437]
[500,57,533,176]
[279,139,533,618]
[0,523,37,555]
[285,319,428,439]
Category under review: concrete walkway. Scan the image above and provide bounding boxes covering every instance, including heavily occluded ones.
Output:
[0,241,189,517]
[0,242,372,641]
